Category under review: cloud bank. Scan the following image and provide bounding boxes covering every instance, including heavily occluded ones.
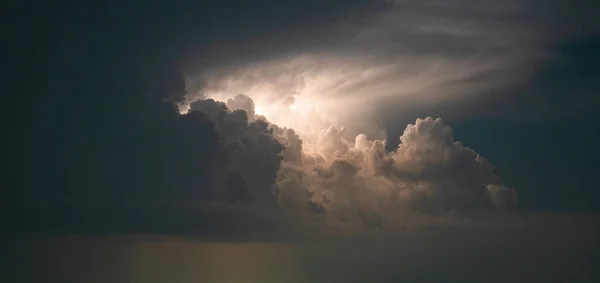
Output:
[183,92,517,231]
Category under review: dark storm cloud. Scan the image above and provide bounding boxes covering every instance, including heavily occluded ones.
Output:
[14,70,303,235]
[12,65,228,231]
[10,43,290,233]
[187,97,284,203]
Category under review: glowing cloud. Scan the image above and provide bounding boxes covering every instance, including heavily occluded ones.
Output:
[184,89,517,229]
[178,0,538,228]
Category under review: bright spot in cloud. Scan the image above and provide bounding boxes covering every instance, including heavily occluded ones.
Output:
[185,50,526,144]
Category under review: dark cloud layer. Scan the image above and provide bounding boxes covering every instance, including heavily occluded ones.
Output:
[188,98,284,203]
[13,67,221,231]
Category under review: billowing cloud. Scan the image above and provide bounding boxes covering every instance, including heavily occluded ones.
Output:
[183,93,517,231]
[274,117,517,228]
[187,98,284,204]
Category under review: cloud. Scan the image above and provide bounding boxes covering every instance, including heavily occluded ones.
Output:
[14,65,282,233]
[172,1,551,232]
[187,97,284,204]
[181,0,550,135]
[14,55,518,236]
[13,40,524,238]
[180,0,600,126]
[180,92,518,231]
[12,0,600,247]
[270,114,517,229]
[487,184,519,209]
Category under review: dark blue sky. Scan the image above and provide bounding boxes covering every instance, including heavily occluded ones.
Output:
[451,33,600,212]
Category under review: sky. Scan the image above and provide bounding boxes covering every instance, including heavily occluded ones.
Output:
[5,1,600,282]
[6,0,600,235]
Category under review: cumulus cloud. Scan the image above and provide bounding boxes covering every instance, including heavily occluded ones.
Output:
[188,97,283,204]
[183,93,518,231]
[275,117,517,228]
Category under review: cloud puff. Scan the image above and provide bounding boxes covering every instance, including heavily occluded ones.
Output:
[188,97,284,204]
[272,114,517,228]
